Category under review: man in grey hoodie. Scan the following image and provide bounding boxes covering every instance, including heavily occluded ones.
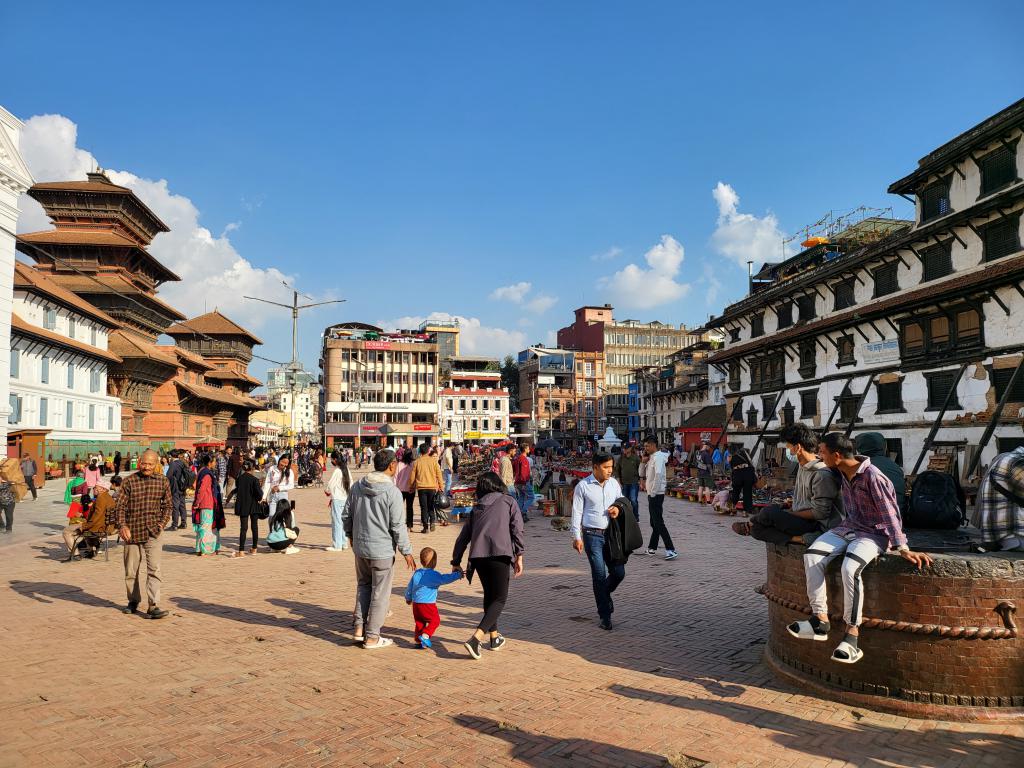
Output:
[733,424,844,544]
[343,448,416,649]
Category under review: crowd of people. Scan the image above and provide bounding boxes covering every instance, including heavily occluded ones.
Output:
[8,426,1023,668]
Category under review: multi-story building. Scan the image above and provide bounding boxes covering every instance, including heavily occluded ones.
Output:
[557,304,699,436]
[439,356,509,444]
[16,172,260,449]
[517,347,603,446]
[9,263,122,440]
[627,382,640,442]
[647,340,722,449]
[321,322,440,449]
[266,366,315,397]
[272,384,321,439]
[419,319,460,362]
[708,98,1024,476]
[0,105,33,448]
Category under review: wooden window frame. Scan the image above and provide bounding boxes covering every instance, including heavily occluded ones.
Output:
[875,380,906,414]
[800,389,818,419]
[919,175,953,223]
[977,140,1019,198]
[872,262,899,298]
[833,280,856,311]
[924,370,963,411]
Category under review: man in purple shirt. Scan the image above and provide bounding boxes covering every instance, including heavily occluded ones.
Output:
[787,433,932,664]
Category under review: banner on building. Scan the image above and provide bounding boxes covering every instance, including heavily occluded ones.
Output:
[861,338,900,365]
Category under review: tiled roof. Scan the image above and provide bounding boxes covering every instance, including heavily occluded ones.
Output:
[162,346,214,370]
[11,314,123,364]
[17,229,180,283]
[28,175,170,233]
[677,405,727,431]
[13,262,119,327]
[176,380,261,410]
[166,310,262,345]
[43,272,187,321]
[708,252,1024,364]
[204,369,262,386]
[108,330,179,366]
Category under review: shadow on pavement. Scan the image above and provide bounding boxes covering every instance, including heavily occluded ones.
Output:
[452,714,698,767]
[8,580,120,610]
[173,595,352,646]
[608,684,1024,767]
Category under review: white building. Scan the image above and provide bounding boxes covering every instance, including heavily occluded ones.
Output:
[9,263,122,440]
[0,105,33,445]
[708,98,1024,477]
[272,383,320,437]
[439,357,509,444]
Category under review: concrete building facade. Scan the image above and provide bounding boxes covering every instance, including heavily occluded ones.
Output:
[321,323,440,449]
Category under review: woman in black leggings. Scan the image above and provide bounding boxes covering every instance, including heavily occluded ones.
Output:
[451,471,525,659]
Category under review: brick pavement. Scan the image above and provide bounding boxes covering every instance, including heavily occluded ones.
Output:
[2,480,1022,768]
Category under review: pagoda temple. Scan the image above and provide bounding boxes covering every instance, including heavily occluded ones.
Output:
[16,171,261,448]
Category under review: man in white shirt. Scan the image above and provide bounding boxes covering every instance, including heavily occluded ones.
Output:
[639,436,677,560]
[440,443,455,494]
[571,452,624,630]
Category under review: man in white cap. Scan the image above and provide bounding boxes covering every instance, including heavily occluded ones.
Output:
[62,477,115,556]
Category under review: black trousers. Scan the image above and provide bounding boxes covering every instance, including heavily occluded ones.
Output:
[417,489,436,529]
[731,474,755,514]
[25,476,37,500]
[749,504,819,545]
[402,491,416,529]
[0,501,13,531]
[647,493,674,551]
[239,514,259,549]
[472,556,511,633]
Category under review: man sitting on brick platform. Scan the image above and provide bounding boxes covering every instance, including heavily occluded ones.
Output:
[731,424,843,544]
[972,445,1024,552]
[787,433,932,665]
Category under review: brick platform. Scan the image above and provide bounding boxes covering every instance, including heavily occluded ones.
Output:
[2,485,1023,767]
[761,544,1024,721]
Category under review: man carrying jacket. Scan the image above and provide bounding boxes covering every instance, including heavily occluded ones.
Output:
[343,449,416,649]
[733,423,844,544]
[408,443,444,533]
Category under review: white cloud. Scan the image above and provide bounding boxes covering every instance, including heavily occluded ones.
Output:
[379,312,526,358]
[490,280,557,316]
[710,181,788,269]
[590,246,622,262]
[597,235,690,310]
[701,262,723,308]
[16,114,295,331]
[490,282,532,303]
[525,294,558,314]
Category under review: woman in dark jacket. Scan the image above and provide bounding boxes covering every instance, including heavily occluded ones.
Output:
[234,460,264,556]
[727,447,757,516]
[451,471,525,659]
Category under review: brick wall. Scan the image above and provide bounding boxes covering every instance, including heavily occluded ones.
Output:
[761,544,1024,718]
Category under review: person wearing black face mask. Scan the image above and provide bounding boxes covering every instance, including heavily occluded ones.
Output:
[731,424,844,544]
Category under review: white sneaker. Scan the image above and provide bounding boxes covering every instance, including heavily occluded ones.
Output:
[326,546,344,552]
[665,550,679,560]
[646,548,657,555]
[284,545,300,555]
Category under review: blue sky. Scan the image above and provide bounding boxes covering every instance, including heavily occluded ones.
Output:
[3,1,1021,381]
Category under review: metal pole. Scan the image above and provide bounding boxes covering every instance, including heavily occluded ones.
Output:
[750,388,787,462]
[820,375,855,433]
[964,357,1024,481]
[843,376,876,439]
[910,362,970,476]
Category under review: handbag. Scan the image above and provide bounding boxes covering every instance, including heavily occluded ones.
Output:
[434,491,451,510]
[256,500,271,520]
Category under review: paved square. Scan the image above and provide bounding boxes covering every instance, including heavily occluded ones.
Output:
[2,481,1021,767]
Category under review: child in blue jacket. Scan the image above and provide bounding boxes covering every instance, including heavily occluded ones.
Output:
[405,546,462,648]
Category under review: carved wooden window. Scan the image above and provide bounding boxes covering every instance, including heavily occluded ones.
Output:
[978,141,1018,196]
[920,176,952,222]
[982,214,1021,262]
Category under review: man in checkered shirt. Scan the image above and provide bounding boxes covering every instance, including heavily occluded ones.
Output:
[972,445,1024,551]
[114,450,173,619]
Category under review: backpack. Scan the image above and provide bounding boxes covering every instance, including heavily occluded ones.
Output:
[906,470,965,529]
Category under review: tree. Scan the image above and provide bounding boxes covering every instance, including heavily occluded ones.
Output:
[500,355,520,411]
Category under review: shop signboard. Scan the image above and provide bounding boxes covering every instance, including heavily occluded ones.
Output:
[351,382,384,392]
[537,374,555,385]
[364,341,391,350]
[413,424,434,432]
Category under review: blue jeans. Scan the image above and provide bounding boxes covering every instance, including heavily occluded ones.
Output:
[443,469,453,494]
[583,531,625,623]
[330,498,347,549]
[621,484,639,520]
[515,483,532,520]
